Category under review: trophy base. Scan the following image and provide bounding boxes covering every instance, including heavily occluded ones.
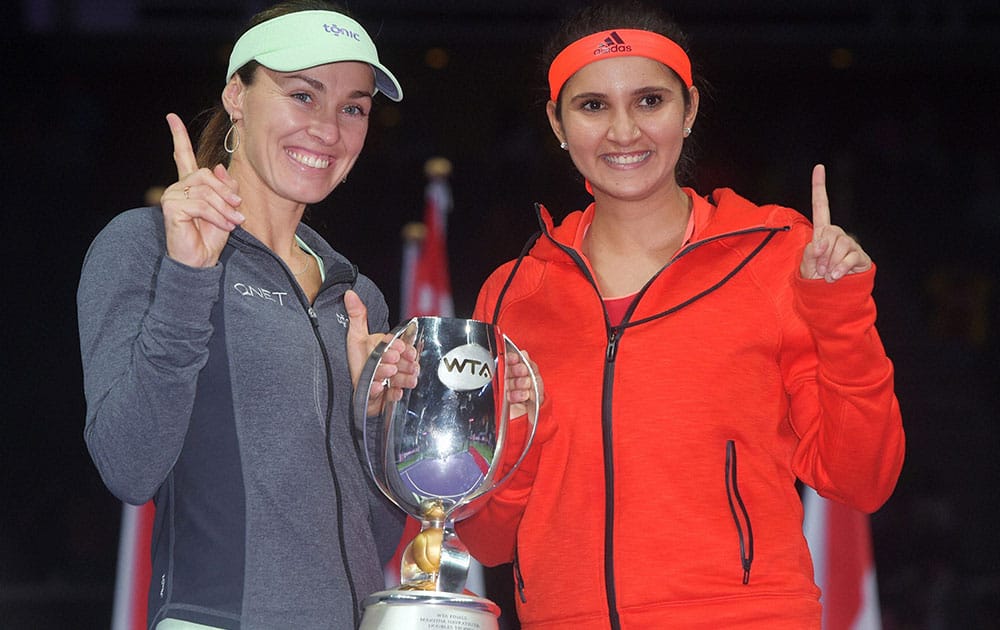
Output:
[360,589,500,630]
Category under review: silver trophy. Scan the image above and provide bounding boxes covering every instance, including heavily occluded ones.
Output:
[354,317,539,630]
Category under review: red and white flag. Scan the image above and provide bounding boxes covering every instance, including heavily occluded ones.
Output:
[803,487,882,630]
[111,501,154,630]
[402,158,454,319]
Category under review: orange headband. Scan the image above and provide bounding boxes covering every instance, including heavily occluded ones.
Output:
[548,29,692,101]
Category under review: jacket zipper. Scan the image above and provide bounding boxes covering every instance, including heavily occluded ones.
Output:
[230,233,363,626]
[547,238,624,628]
[602,327,622,630]
[725,440,754,584]
[490,215,782,625]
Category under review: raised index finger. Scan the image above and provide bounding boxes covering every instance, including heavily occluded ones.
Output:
[811,163,831,234]
[166,113,199,178]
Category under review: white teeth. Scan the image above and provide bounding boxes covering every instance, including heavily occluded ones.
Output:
[604,152,649,165]
[287,150,330,169]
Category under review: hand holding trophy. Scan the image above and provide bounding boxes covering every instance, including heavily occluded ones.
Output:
[354,317,540,629]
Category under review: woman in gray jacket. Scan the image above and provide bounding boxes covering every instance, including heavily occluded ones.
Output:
[77,2,415,628]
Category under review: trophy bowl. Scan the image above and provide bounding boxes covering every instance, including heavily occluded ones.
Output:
[353,316,539,630]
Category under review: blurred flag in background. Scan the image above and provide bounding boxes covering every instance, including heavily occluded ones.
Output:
[111,501,153,630]
[401,157,454,320]
[803,486,882,630]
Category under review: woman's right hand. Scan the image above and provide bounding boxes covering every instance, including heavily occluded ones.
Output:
[161,113,245,268]
[507,350,544,419]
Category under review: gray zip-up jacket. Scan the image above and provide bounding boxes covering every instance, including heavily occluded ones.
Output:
[78,206,403,629]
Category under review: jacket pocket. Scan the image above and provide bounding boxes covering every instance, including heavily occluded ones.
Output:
[725,440,754,584]
[513,544,528,603]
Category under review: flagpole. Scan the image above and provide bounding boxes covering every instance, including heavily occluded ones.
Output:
[424,156,453,180]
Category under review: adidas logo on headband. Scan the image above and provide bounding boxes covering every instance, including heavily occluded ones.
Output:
[594,31,632,55]
[549,28,692,99]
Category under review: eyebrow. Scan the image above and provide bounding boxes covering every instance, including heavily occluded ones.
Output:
[575,85,668,96]
[632,85,668,95]
[569,85,671,101]
[284,73,326,91]
[282,73,374,100]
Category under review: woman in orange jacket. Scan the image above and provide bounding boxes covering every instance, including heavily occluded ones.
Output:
[457,2,905,628]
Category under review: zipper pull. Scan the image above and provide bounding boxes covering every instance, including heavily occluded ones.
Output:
[606,329,620,362]
[306,306,322,332]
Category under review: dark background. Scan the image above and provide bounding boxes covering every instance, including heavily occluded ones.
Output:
[2,1,998,628]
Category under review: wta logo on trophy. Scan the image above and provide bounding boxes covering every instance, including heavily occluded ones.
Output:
[438,344,493,391]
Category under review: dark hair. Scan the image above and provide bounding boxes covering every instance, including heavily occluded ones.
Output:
[543,1,702,182]
[194,0,352,168]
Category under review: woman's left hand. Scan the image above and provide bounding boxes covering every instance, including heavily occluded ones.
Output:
[344,290,418,404]
[799,164,872,282]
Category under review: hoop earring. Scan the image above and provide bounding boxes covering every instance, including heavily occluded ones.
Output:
[224,117,241,154]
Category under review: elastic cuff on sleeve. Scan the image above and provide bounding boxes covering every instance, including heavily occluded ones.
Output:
[149,256,224,328]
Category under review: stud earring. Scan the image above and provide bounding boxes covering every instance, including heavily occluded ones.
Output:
[560,141,568,150]
[683,127,692,138]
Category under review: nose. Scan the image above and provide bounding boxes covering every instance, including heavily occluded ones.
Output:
[308,115,341,145]
[607,109,640,145]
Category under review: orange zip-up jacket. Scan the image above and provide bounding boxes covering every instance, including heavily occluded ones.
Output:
[458,188,904,629]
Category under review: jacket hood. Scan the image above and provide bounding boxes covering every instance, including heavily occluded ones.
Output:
[529,187,809,263]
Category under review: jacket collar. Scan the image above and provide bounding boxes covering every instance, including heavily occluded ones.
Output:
[530,187,795,262]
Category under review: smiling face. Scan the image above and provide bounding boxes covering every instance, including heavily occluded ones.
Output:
[548,56,698,203]
[223,61,375,208]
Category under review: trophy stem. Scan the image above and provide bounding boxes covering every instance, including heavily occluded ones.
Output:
[438,524,470,593]
[399,518,471,594]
